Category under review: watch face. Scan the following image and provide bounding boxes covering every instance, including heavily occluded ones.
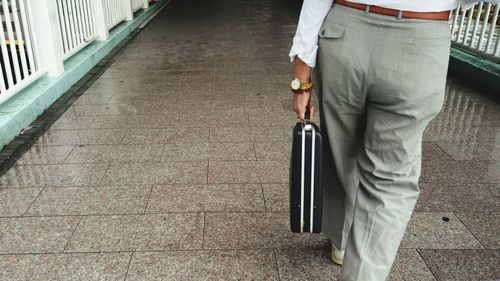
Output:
[291,79,301,90]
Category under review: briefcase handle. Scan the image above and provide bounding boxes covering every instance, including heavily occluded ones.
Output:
[304,97,312,122]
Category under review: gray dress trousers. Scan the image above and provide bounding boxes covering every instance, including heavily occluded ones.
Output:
[315,5,451,281]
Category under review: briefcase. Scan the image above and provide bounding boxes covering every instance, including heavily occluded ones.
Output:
[289,115,323,233]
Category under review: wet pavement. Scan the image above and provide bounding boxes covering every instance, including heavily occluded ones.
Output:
[0,0,499,280]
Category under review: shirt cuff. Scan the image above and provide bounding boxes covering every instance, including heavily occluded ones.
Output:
[289,45,318,68]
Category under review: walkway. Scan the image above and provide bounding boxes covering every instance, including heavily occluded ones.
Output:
[0,0,499,280]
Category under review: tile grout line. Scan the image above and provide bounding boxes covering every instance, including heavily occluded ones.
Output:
[260,183,268,212]
[21,187,45,217]
[119,130,128,144]
[252,141,258,161]
[432,141,457,161]
[415,249,438,281]
[273,249,282,281]
[123,252,135,281]
[61,145,78,164]
[143,184,155,215]
[201,212,207,249]
[206,160,210,184]
[63,216,83,252]
[452,210,487,249]
[96,162,113,186]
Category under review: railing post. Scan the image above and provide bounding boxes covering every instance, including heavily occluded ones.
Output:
[143,0,150,9]
[28,0,64,76]
[92,0,109,40]
[125,0,134,21]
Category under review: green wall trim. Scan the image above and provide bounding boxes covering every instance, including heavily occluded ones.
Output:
[449,47,500,95]
[0,0,168,150]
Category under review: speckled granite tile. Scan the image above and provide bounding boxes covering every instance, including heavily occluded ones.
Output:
[387,249,436,281]
[15,146,74,165]
[107,94,179,105]
[210,99,281,111]
[436,141,500,160]
[0,164,108,188]
[423,124,498,142]
[126,250,279,280]
[209,107,249,126]
[72,93,113,106]
[64,144,163,163]
[66,213,204,252]
[34,129,126,146]
[419,249,500,281]
[0,217,79,253]
[432,109,494,126]
[422,142,453,163]
[0,252,131,280]
[161,142,256,161]
[100,161,207,185]
[166,110,212,126]
[422,160,500,183]
[208,161,288,184]
[489,184,500,197]
[210,126,292,143]
[50,115,172,130]
[0,188,41,217]
[63,103,143,116]
[122,127,209,144]
[49,116,97,130]
[26,185,150,216]
[248,109,298,127]
[254,141,291,160]
[262,183,289,212]
[415,183,500,212]
[401,212,483,249]
[456,212,500,249]
[275,248,342,281]
[145,184,264,213]
[204,212,328,250]
[75,89,115,103]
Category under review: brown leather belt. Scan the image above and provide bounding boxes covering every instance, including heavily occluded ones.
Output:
[335,0,451,21]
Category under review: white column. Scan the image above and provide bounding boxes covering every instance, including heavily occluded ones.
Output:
[143,0,149,9]
[125,0,134,21]
[92,0,109,40]
[28,0,64,76]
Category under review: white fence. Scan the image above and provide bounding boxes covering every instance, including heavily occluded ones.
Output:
[450,2,500,60]
[57,0,97,60]
[0,0,44,99]
[0,0,153,105]
[131,0,149,12]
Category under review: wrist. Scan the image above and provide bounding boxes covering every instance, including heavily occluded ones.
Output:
[293,56,312,81]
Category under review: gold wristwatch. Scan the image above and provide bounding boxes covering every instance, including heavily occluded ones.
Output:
[290,78,313,94]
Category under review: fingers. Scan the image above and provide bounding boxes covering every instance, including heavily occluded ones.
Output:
[292,92,314,120]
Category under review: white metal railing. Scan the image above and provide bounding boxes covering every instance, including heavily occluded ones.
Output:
[57,0,97,60]
[0,0,155,105]
[132,0,149,12]
[450,2,500,60]
[0,0,45,103]
[103,0,133,31]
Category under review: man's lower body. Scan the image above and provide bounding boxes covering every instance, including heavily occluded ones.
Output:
[315,4,451,281]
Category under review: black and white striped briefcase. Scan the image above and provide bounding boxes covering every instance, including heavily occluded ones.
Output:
[289,116,323,233]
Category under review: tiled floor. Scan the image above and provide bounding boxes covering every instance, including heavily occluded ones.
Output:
[0,0,499,280]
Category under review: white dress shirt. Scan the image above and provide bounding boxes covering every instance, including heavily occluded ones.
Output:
[289,0,500,68]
